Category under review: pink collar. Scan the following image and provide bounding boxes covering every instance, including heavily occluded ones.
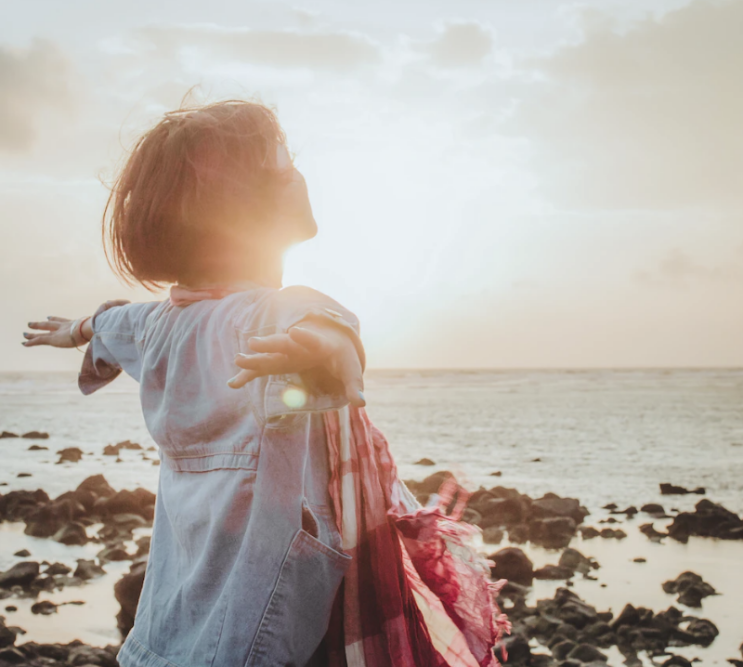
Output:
[169,281,263,307]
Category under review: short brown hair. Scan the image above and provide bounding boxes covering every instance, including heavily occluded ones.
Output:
[103,99,293,289]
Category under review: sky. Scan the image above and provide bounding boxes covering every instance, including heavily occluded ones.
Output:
[2,0,741,370]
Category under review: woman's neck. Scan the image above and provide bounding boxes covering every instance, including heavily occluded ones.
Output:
[188,248,284,290]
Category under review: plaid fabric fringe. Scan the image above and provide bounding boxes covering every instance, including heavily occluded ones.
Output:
[323,406,511,667]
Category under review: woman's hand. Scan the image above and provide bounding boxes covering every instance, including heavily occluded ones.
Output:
[22,301,129,349]
[23,317,79,348]
[228,323,366,407]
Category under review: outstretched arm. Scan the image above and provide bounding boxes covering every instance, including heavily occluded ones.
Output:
[22,300,131,349]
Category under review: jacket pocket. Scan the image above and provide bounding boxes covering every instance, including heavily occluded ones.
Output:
[246,528,351,667]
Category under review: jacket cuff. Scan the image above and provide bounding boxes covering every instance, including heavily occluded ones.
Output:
[77,302,124,395]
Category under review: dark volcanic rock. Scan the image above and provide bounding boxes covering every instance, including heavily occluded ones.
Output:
[0,489,50,522]
[0,621,16,648]
[508,524,529,544]
[678,617,719,646]
[74,559,105,580]
[402,471,453,504]
[30,600,57,615]
[0,647,26,663]
[463,485,586,547]
[115,560,148,637]
[641,503,666,515]
[530,516,576,548]
[610,506,638,517]
[552,639,577,660]
[24,498,87,538]
[134,536,151,558]
[53,521,88,546]
[56,447,83,463]
[536,588,599,632]
[12,550,30,558]
[667,499,743,542]
[481,527,504,544]
[27,444,47,451]
[640,523,668,541]
[662,656,693,667]
[534,565,574,580]
[103,440,143,456]
[95,488,155,518]
[478,497,526,528]
[599,527,627,539]
[21,431,49,439]
[497,634,531,664]
[76,474,116,498]
[489,547,534,585]
[567,643,607,662]
[662,571,717,607]
[660,483,705,495]
[97,544,132,563]
[0,561,39,588]
[531,493,589,525]
[414,457,435,466]
[44,562,71,576]
[65,642,119,667]
[559,548,598,575]
[0,431,19,438]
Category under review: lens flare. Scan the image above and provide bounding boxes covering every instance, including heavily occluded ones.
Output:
[282,386,307,409]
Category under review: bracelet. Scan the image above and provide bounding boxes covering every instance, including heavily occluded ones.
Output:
[77,316,92,343]
[70,316,92,352]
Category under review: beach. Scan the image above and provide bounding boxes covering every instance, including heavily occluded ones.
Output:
[1,369,742,666]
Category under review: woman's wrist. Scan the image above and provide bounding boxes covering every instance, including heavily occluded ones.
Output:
[70,316,93,348]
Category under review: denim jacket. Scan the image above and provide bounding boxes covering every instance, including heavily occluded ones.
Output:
[79,284,361,667]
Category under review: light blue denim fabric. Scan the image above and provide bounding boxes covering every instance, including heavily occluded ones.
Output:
[79,284,360,667]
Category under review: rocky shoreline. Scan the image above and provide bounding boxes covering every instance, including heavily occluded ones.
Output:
[1,441,743,666]
[405,470,743,667]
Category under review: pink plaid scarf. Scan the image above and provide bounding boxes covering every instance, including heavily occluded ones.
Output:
[323,407,510,667]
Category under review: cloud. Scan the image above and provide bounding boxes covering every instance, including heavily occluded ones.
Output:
[417,21,494,68]
[506,0,743,211]
[139,25,381,73]
[0,39,72,152]
[635,244,743,288]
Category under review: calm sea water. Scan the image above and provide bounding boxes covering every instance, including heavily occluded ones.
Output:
[1,369,742,664]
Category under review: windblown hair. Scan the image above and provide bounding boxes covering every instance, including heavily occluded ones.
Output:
[103,99,293,289]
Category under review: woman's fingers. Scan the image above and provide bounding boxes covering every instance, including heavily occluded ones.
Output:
[338,353,366,407]
[290,326,365,406]
[27,320,61,331]
[22,333,51,347]
[227,368,257,389]
[234,352,308,377]
[247,333,307,357]
[287,326,333,356]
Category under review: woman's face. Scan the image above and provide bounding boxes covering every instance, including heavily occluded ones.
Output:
[274,143,318,244]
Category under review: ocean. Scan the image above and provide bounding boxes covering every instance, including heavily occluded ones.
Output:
[1,369,742,665]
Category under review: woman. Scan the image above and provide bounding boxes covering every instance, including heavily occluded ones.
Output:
[23,99,506,667]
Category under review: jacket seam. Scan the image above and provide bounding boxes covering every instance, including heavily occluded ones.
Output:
[124,636,183,667]
[244,530,299,665]
[163,450,257,460]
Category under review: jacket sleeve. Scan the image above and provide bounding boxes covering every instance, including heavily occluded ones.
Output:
[272,286,365,372]
[78,300,162,395]
[244,286,364,420]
